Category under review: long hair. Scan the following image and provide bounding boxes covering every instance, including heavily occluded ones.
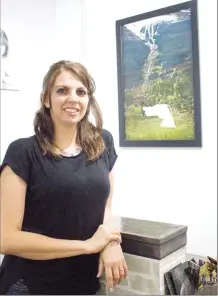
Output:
[33,60,105,161]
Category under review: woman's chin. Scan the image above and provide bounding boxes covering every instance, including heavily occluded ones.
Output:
[62,118,82,126]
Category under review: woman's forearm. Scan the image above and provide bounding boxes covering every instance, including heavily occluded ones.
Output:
[103,208,120,231]
[103,208,114,226]
[1,230,89,260]
[103,171,121,232]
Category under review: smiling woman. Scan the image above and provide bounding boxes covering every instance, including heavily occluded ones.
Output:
[46,71,89,125]
[0,60,127,295]
[34,60,105,161]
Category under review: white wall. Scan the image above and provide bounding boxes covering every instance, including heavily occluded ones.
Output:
[81,0,217,257]
[55,0,83,62]
[1,0,217,257]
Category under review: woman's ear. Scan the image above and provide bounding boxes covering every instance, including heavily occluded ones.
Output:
[40,92,50,108]
[44,97,50,108]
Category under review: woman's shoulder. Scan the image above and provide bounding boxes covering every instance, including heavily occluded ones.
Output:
[0,135,38,181]
[4,135,40,161]
[101,129,117,170]
[101,128,114,147]
[7,135,37,151]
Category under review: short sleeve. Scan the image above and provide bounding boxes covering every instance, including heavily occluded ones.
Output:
[0,138,32,183]
[102,129,118,172]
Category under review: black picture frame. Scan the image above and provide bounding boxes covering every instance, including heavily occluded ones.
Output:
[116,0,202,147]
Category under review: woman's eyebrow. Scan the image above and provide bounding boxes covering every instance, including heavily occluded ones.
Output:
[55,84,87,89]
[55,85,68,88]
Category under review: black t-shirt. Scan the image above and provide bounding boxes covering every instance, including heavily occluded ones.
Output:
[0,129,118,295]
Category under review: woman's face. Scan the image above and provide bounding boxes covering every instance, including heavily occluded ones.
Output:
[45,70,89,127]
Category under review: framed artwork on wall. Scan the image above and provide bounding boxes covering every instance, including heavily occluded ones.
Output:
[116,0,202,147]
[0,28,19,91]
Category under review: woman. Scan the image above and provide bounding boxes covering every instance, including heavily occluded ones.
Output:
[0,60,128,295]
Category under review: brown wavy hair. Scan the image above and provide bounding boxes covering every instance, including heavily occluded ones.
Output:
[34,60,105,161]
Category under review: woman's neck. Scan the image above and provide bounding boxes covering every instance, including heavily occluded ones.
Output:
[54,124,78,151]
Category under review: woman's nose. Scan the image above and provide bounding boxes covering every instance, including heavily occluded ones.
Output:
[67,91,78,102]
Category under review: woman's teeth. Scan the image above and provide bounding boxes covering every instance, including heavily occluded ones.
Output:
[64,108,78,113]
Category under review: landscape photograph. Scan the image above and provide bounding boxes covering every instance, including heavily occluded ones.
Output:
[116,1,201,147]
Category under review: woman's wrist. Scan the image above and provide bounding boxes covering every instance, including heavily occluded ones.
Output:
[111,233,122,245]
[109,240,121,246]
[108,234,122,247]
[83,239,93,255]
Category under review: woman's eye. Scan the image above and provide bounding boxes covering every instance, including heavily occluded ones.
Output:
[77,89,87,96]
[57,88,66,94]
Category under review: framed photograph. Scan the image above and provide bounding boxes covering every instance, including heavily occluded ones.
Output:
[116,0,202,147]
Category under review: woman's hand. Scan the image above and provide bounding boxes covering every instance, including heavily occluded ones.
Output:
[85,225,121,254]
[97,243,128,290]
